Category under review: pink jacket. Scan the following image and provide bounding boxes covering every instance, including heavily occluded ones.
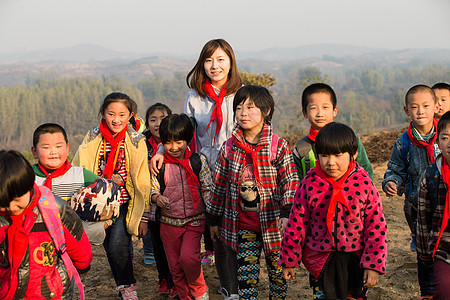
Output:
[161,163,206,219]
[279,165,387,277]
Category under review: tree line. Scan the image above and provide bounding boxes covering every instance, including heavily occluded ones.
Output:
[1,63,449,157]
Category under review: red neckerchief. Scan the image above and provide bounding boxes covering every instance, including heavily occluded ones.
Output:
[201,78,228,143]
[38,159,71,190]
[4,184,40,299]
[314,160,356,236]
[163,148,201,209]
[232,136,264,182]
[308,127,319,142]
[434,158,450,258]
[407,119,438,163]
[147,135,159,156]
[99,118,128,179]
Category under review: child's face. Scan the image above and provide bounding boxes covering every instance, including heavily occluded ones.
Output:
[438,124,450,162]
[404,91,437,129]
[164,140,187,160]
[147,109,168,141]
[235,98,266,134]
[434,89,450,119]
[204,47,230,88]
[0,191,31,216]
[303,92,337,131]
[103,102,133,135]
[32,132,69,170]
[318,152,351,181]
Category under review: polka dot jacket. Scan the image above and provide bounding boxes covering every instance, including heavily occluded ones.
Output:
[279,164,387,276]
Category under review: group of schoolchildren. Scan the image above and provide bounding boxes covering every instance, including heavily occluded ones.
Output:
[0,38,449,300]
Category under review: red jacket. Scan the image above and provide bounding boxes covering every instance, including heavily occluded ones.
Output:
[0,187,92,299]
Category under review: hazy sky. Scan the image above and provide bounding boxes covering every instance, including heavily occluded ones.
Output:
[1,0,449,56]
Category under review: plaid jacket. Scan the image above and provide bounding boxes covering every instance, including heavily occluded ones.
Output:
[207,122,299,253]
[417,157,450,262]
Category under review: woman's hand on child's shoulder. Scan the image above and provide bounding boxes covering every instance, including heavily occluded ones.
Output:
[363,269,379,288]
[150,152,164,176]
[282,267,295,280]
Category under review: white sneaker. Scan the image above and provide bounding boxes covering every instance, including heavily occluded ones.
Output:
[226,294,239,300]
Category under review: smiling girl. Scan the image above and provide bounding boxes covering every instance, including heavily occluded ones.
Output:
[73,92,151,300]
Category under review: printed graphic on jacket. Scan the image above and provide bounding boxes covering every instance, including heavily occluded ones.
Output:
[239,164,260,212]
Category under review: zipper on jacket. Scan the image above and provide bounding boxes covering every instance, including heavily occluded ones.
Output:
[179,166,187,218]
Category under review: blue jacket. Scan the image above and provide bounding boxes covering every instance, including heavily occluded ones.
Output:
[382,134,438,207]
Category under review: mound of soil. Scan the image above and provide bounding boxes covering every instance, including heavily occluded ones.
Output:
[360,127,407,165]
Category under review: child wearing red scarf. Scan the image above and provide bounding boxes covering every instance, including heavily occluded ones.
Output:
[72,92,151,300]
[0,150,91,300]
[141,103,177,297]
[293,83,373,181]
[207,86,299,299]
[417,111,450,299]
[280,122,386,300]
[383,85,439,299]
[150,114,211,300]
[31,123,98,202]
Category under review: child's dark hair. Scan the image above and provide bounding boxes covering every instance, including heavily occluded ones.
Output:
[315,122,358,157]
[0,150,35,208]
[233,85,274,123]
[437,111,450,138]
[432,82,450,92]
[405,84,437,105]
[99,92,134,117]
[159,114,194,144]
[145,103,173,129]
[302,83,337,113]
[186,39,242,97]
[33,123,68,148]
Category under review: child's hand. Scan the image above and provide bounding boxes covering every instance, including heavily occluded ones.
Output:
[210,225,221,242]
[138,221,148,238]
[363,269,379,288]
[278,217,288,236]
[383,181,398,197]
[156,195,170,209]
[150,152,164,176]
[282,267,295,280]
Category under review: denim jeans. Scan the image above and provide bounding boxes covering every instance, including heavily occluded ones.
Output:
[142,222,154,255]
[417,253,434,296]
[103,205,136,286]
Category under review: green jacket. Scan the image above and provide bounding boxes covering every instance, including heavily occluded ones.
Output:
[293,135,373,181]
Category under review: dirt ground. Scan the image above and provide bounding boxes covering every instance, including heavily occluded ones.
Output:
[80,128,423,300]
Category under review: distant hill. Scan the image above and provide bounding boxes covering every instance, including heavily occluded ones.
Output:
[0,43,449,87]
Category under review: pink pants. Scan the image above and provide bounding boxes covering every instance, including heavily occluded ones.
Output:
[160,220,207,300]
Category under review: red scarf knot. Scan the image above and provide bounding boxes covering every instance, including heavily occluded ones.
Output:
[163,147,201,209]
[99,119,128,179]
[38,159,72,190]
[308,127,319,142]
[201,78,228,143]
[314,160,356,236]
[407,119,438,163]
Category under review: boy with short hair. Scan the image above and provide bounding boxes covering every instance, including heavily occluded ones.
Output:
[382,84,439,299]
[417,110,450,299]
[432,82,450,120]
[31,123,110,245]
[31,123,98,201]
[293,83,373,181]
